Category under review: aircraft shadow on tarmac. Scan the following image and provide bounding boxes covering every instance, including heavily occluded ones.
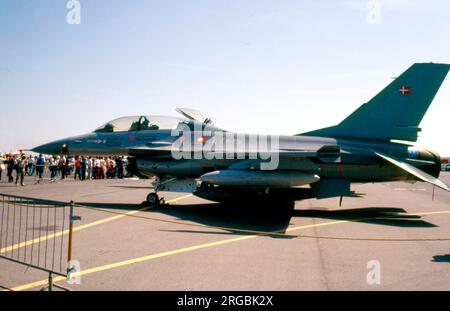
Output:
[77,201,437,238]
[431,254,450,263]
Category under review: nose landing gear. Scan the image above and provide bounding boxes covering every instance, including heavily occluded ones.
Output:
[144,177,168,207]
[146,192,165,206]
[146,192,159,205]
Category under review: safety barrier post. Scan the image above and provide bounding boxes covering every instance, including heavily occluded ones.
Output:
[68,201,74,263]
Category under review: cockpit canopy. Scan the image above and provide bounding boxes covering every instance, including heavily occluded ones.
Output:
[94,116,187,133]
[94,115,222,133]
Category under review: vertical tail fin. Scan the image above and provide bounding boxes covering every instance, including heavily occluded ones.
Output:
[301,63,450,141]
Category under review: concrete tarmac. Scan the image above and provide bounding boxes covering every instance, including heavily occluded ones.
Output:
[1,173,449,290]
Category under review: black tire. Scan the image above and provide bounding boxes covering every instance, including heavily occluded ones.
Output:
[146,193,159,206]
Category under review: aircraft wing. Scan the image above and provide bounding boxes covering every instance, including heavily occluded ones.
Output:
[129,144,340,160]
[129,144,173,157]
[205,144,340,159]
[129,147,319,159]
[373,151,449,191]
[205,150,319,158]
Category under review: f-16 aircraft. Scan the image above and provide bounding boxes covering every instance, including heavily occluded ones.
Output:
[33,63,450,206]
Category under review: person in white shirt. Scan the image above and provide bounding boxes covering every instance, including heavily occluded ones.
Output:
[87,157,93,180]
[27,155,35,176]
[0,154,4,181]
[49,156,59,182]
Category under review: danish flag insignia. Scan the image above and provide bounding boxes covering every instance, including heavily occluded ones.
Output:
[399,86,412,95]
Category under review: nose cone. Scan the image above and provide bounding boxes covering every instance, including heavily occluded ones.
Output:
[31,133,95,155]
[32,140,69,155]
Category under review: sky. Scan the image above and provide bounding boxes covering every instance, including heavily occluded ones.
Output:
[1,0,449,155]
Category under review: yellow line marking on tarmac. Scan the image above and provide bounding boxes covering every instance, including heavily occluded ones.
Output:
[7,209,450,291]
[0,194,192,255]
[77,187,146,198]
[5,217,383,291]
[406,210,450,216]
[11,220,350,291]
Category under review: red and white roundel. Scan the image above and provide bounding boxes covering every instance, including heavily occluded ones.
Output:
[195,136,206,143]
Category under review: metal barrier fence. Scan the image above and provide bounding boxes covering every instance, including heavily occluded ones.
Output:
[0,194,75,291]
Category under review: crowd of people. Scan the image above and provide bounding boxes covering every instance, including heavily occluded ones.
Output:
[0,153,139,186]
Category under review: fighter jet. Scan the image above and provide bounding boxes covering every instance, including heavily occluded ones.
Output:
[33,63,450,206]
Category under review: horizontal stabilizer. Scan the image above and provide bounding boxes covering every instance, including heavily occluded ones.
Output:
[373,151,449,191]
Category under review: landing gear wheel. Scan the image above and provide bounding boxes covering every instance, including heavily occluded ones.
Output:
[146,193,159,206]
